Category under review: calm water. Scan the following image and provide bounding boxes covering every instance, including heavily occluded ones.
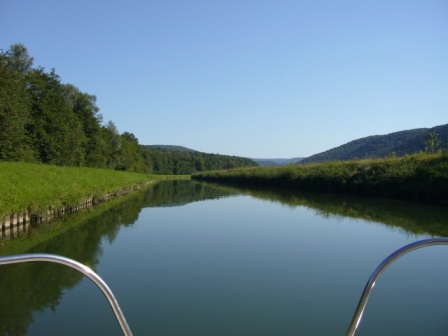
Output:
[1,180,448,335]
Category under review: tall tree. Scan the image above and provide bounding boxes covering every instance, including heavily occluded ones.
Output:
[424,131,440,153]
[122,131,139,144]
[26,68,86,165]
[0,50,34,161]
[101,120,121,169]
[5,43,34,74]
[118,134,147,172]
[62,84,106,167]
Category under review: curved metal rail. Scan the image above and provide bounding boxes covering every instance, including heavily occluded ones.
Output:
[347,238,448,336]
[0,253,133,336]
[3,239,447,336]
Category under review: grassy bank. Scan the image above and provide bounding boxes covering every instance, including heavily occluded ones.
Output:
[192,152,448,203]
[0,162,189,218]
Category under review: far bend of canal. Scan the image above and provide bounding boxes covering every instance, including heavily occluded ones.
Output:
[1,180,448,336]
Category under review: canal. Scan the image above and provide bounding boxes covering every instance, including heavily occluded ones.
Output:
[1,180,448,335]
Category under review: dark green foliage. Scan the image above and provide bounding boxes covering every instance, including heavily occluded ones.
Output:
[118,134,147,172]
[101,120,122,169]
[193,153,448,204]
[142,144,197,152]
[302,125,448,163]
[5,43,34,75]
[62,84,106,167]
[140,147,258,175]
[97,123,147,172]
[424,131,441,153]
[122,131,139,143]
[26,68,87,165]
[0,51,34,161]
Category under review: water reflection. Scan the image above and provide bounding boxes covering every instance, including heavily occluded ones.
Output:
[215,184,448,237]
[0,180,236,335]
[0,180,447,335]
[0,195,133,335]
[141,179,236,207]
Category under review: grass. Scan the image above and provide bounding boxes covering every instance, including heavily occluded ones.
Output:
[192,152,448,203]
[0,184,153,253]
[0,162,189,218]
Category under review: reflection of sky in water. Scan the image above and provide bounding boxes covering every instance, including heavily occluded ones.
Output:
[16,184,448,335]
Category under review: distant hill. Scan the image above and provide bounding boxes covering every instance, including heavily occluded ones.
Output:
[138,145,258,174]
[252,158,305,166]
[142,146,305,166]
[301,124,448,164]
[142,145,197,152]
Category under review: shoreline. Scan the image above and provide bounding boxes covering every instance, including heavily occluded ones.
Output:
[192,153,448,204]
[0,162,190,228]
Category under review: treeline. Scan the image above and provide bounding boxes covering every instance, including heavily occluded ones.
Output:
[0,43,257,174]
[140,146,258,175]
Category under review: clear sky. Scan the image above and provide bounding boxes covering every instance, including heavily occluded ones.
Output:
[1,1,447,158]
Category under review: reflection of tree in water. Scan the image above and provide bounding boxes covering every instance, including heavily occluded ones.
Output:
[141,180,237,207]
[224,184,448,237]
[0,192,141,336]
[0,180,237,335]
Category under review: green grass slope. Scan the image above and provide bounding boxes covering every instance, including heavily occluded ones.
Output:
[0,162,188,217]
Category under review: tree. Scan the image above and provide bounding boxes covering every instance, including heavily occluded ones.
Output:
[5,43,34,74]
[0,50,34,161]
[62,84,106,167]
[424,131,440,153]
[117,134,147,172]
[122,132,139,144]
[26,68,86,165]
[101,120,122,169]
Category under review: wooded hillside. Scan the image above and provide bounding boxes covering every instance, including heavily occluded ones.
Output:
[139,146,257,175]
[301,124,448,163]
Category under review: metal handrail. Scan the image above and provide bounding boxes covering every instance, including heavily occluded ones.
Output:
[347,238,448,336]
[0,253,133,336]
[3,239,447,336]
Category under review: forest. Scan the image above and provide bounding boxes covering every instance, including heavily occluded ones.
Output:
[0,44,257,174]
[140,146,257,175]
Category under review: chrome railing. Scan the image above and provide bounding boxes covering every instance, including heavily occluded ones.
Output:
[347,238,448,336]
[2,238,447,336]
[0,253,133,336]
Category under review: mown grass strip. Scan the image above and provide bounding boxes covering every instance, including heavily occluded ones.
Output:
[0,162,189,217]
[192,152,448,203]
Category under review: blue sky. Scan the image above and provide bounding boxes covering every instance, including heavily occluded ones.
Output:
[1,1,447,158]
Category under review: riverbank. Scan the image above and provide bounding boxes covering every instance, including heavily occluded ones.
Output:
[0,162,189,219]
[192,152,448,204]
